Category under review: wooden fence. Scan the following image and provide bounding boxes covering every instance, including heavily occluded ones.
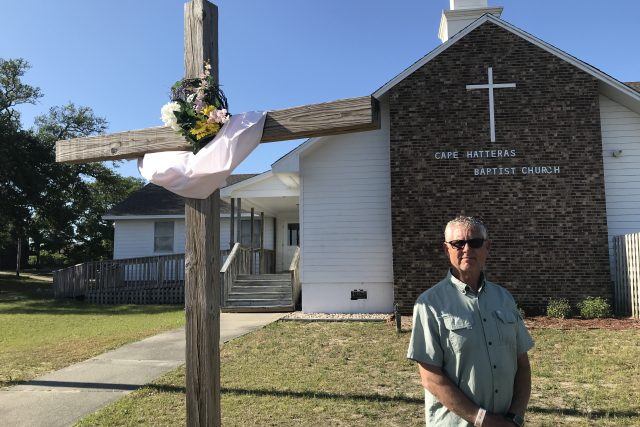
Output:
[614,232,640,318]
[53,254,187,304]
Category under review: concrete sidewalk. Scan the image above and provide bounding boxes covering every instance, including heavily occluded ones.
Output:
[0,312,287,427]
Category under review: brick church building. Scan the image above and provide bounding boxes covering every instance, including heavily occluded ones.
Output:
[109,0,640,314]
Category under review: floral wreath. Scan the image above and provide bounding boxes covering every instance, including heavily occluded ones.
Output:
[161,62,230,154]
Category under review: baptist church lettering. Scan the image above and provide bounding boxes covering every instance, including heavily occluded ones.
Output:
[474,166,561,176]
[432,148,561,176]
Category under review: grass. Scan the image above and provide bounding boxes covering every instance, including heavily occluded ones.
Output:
[3,274,637,426]
[75,321,640,427]
[0,271,185,388]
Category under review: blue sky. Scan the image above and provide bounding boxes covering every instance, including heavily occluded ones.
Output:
[2,0,639,178]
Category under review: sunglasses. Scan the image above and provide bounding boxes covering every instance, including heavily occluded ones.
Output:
[446,238,485,250]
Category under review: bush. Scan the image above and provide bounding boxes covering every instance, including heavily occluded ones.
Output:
[546,298,571,319]
[29,251,69,268]
[517,306,526,319]
[577,296,612,319]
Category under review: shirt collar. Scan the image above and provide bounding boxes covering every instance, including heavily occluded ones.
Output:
[447,269,486,295]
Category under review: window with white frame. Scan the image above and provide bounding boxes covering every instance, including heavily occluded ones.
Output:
[154,221,174,252]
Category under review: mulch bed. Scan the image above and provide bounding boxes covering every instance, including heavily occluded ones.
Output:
[395,316,640,331]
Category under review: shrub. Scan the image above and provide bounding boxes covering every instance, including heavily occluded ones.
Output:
[546,298,571,319]
[517,306,526,319]
[577,296,612,319]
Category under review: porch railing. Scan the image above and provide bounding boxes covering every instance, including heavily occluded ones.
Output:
[220,243,251,306]
[53,251,231,302]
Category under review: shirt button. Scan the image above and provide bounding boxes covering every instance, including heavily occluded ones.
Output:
[495,389,499,393]
[493,365,497,369]
[488,341,492,345]
[483,318,487,322]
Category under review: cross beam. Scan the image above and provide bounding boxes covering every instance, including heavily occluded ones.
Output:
[55,96,380,164]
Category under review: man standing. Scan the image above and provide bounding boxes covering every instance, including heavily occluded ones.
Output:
[407,216,533,426]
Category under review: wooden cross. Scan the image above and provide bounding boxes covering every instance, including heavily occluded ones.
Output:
[55,1,379,425]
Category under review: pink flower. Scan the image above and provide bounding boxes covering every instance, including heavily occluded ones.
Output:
[194,98,206,113]
[207,108,229,124]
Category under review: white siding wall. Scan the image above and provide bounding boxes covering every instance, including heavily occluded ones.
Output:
[600,95,640,279]
[300,101,393,313]
[113,219,185,259]
[276,211,300,272]
[114,216,274,260]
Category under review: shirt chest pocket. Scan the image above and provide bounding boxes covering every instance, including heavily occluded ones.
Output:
[494,309,517,348]
[442,315,474,353]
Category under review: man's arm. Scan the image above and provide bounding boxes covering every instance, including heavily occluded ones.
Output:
[418,362,479,423]
[418,360,529,427]
[508,352,532,416]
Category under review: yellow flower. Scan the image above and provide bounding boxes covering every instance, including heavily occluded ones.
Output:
[190,120,220,140]
[201,105,215,117]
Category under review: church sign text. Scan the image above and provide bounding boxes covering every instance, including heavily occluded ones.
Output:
[433,148,562,176]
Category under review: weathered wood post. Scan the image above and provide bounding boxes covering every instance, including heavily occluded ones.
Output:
[250,207,255,274]
[236,198,242,243]
[183,1,221,425]
[229,197,235,249]
[260,211,265,274]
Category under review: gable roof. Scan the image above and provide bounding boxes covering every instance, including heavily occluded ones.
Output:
[104,174,257,218]
[372,14,640,114]
[274,14,640,170]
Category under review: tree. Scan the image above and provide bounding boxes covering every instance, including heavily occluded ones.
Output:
[0,58,144,269]
[0,58,42,129]
[32,103,143,264]
[0,59,44,272]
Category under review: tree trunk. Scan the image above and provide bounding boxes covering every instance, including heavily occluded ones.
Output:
[16,237,22,277]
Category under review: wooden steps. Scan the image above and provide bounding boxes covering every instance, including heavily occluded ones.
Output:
[222,273,294,312]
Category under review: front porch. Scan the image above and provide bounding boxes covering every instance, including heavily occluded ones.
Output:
[53,244,300,311]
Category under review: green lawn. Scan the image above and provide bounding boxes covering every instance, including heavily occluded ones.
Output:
[76,321,640,427]
[0,271,185,387]
[3,273,638,426]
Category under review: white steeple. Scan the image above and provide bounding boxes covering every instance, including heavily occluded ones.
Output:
[438,0,503,43]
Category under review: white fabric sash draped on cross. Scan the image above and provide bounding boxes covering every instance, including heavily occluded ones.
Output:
[138,111,267,199]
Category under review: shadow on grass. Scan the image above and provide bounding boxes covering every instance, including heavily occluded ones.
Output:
[0,299,183,315]
[528,406,640,419]
[146,384,423,405]
[5,379,139,391]
[1,275,183,315]
[142,385,640,419]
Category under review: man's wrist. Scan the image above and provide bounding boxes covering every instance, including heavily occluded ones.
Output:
[505,412,525,426]
[473,408,486,426]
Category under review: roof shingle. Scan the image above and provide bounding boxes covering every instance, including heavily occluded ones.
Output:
[106,174,257,217]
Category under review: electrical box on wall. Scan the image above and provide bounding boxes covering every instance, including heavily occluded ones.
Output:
[350,289,367,300]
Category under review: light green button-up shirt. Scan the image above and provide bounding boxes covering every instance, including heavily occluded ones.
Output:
[407,271,534,426]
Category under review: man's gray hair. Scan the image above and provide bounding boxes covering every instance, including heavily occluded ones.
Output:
[445,216,488,239]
